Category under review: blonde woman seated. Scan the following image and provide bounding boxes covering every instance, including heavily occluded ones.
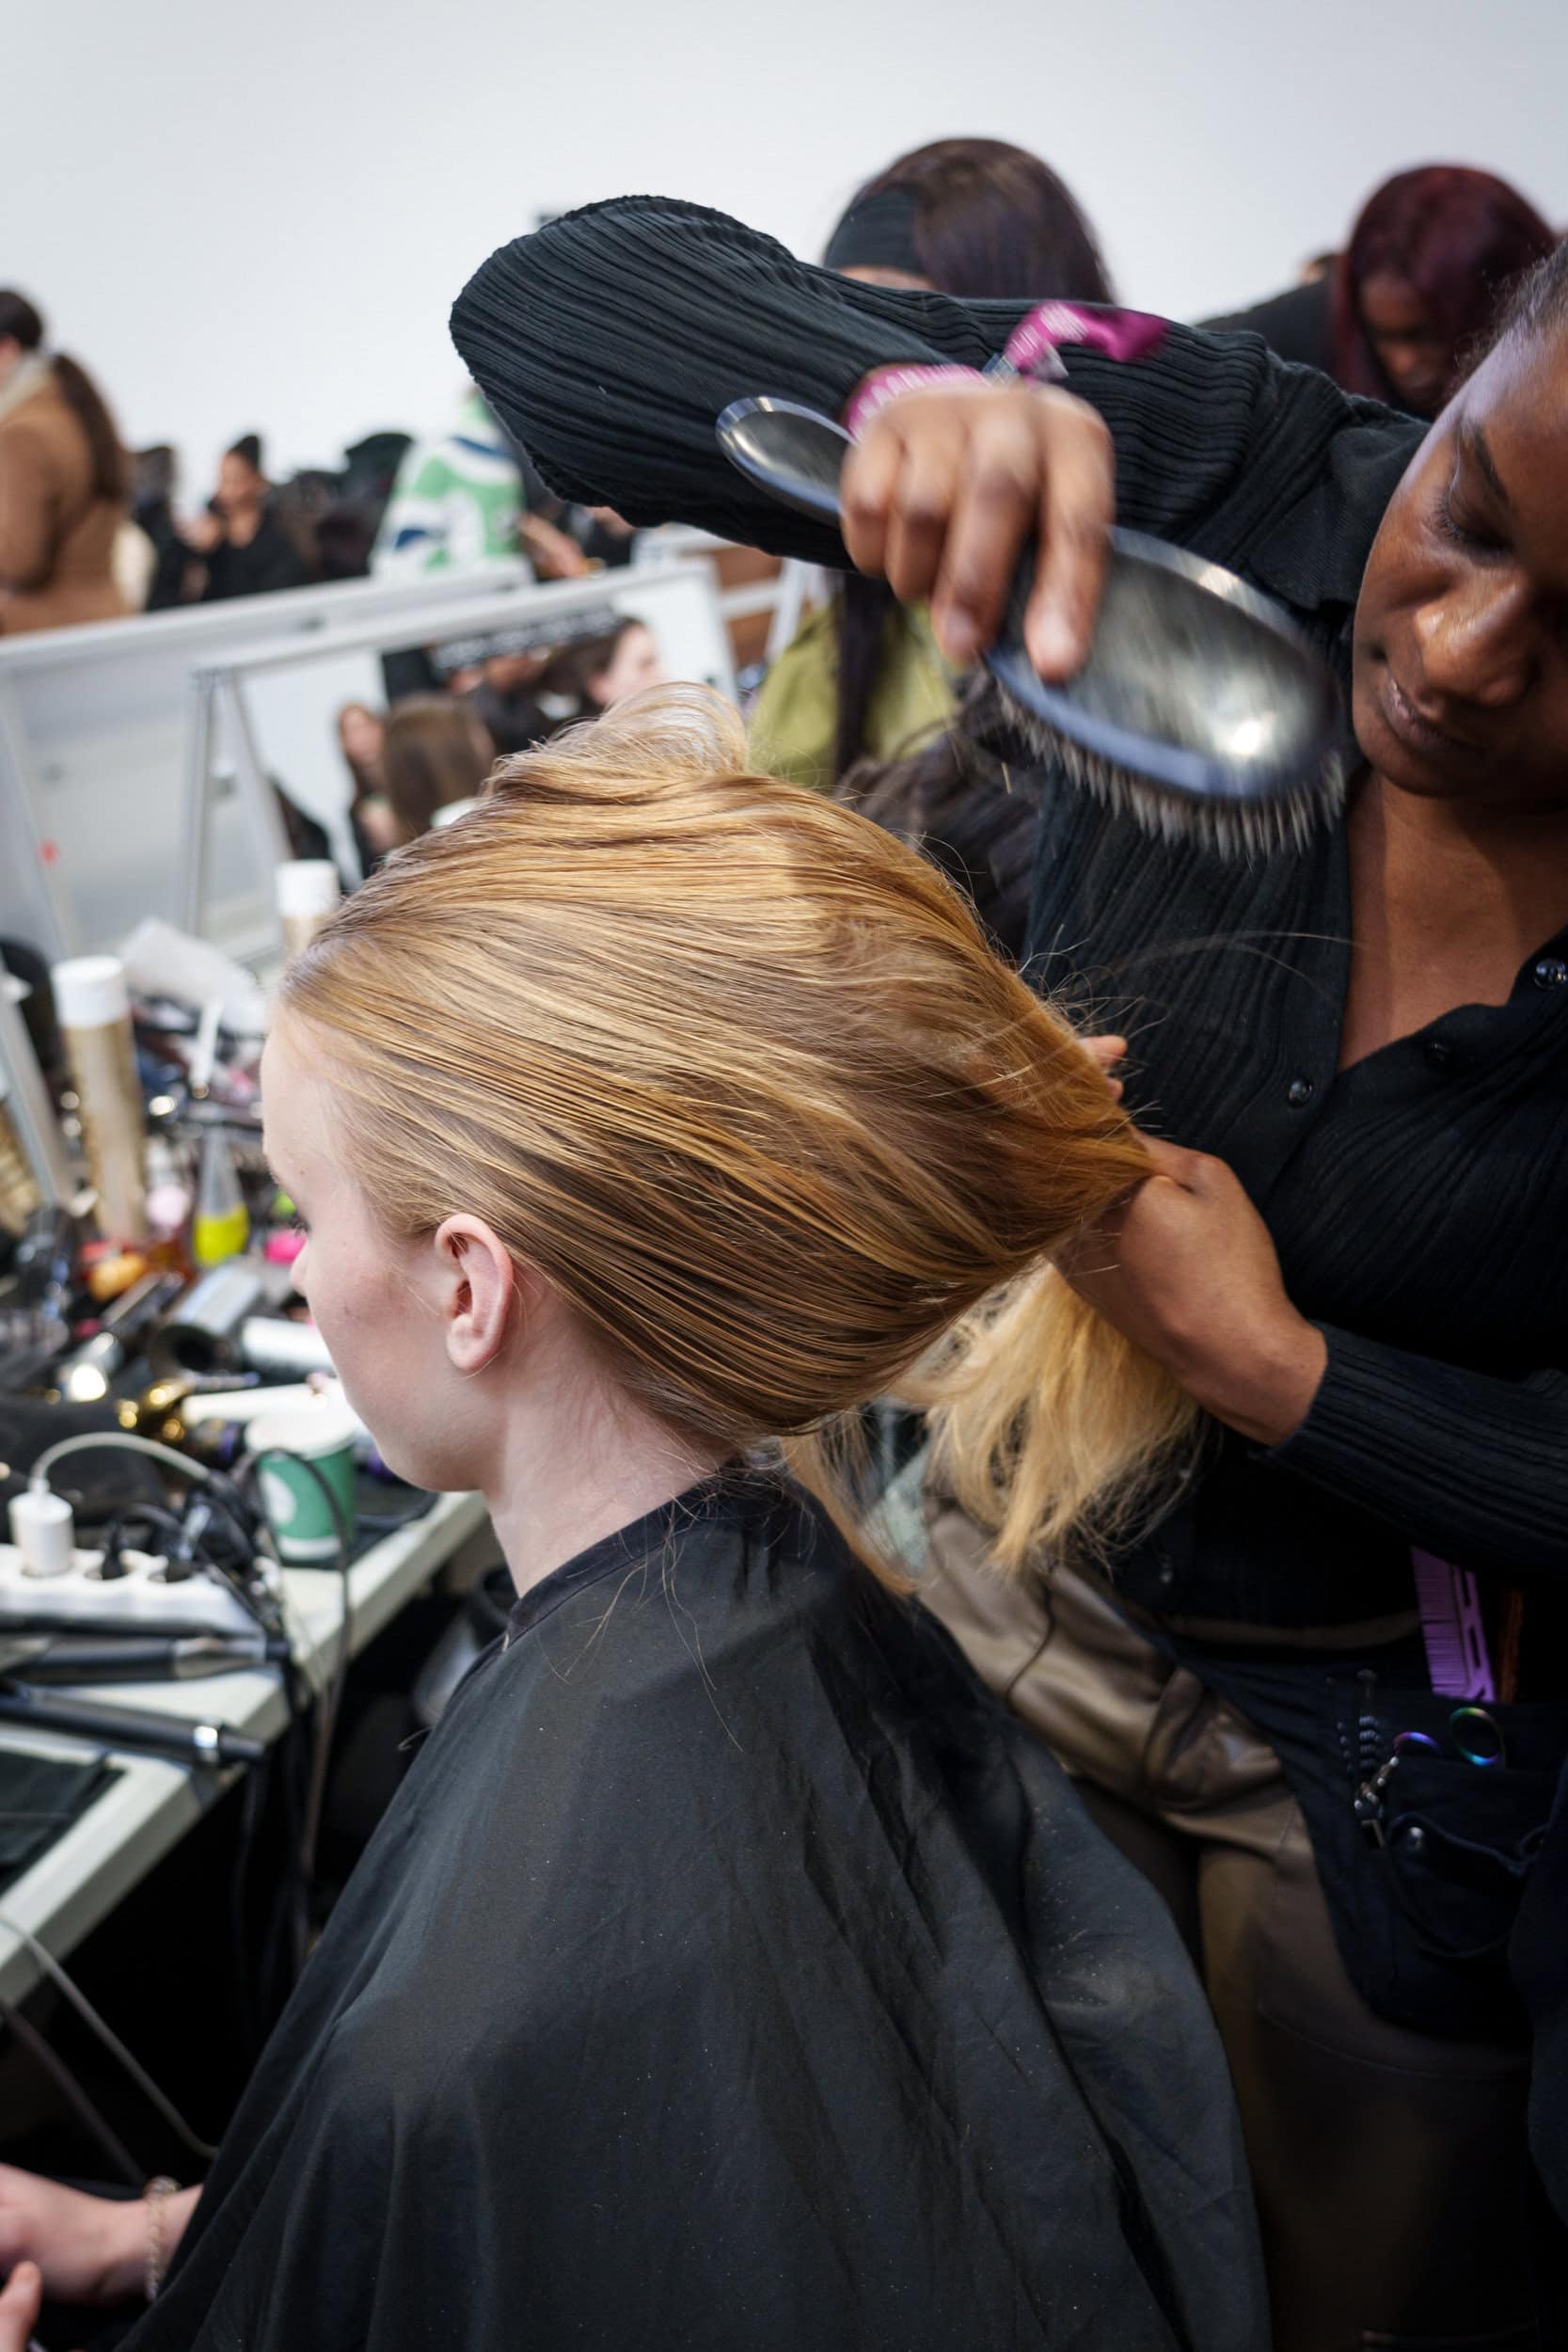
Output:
[0,691,1260,2352]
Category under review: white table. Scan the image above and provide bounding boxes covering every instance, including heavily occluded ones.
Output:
[0,1489,492,2005]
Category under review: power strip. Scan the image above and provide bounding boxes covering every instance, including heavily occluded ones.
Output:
[0,1544,277,1637]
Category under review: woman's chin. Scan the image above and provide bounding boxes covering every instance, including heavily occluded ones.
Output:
[373,1435,469,1493]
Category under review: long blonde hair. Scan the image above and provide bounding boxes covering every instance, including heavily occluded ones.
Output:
[279,687,1196,1577]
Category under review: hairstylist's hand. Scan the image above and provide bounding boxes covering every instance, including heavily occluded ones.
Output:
[1053,1137,1329,1448]
[0,2167,146,2309]
[840,380,1114,675]
[1082,1034,1127,1102]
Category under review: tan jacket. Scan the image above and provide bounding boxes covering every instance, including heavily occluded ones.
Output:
[0,366,128,634]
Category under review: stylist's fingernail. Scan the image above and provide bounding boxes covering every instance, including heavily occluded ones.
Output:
[940,612,977,663]
[1030,614,1079,679]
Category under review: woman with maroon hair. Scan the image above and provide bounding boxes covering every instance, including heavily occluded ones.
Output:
[1209,164,1556,417]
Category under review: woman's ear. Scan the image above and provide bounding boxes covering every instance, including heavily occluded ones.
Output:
[431,1215,517,1375]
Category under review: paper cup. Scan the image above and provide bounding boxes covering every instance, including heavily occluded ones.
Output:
[248,1404,358,1564]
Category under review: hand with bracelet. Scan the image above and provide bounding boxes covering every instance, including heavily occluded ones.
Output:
[840,373,1115,676]
[0,2163,198,2342]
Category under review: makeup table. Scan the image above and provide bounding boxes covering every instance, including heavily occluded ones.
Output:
[0,1487,493,2006]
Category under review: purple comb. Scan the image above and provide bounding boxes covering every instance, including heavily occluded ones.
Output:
[1412,1549,1495,1701]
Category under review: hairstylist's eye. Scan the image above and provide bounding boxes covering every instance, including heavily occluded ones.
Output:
[1435,469,1505,557]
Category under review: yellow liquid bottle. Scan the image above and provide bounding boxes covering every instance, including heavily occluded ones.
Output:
[192,1130,250,1267]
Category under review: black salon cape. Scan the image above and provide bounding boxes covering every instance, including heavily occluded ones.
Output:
[128,1480,1264,2351]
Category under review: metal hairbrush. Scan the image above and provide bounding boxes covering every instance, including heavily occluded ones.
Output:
[717,395,1346,858]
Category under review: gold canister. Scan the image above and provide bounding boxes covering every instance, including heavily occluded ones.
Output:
[51,956,148,1243]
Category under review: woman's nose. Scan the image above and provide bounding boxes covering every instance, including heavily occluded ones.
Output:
[1413,575,1535,709]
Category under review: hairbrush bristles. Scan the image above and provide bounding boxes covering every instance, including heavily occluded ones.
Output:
[1004,695,1347,863]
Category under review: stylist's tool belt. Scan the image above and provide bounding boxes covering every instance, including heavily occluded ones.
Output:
[1154,1573,1566,2041]
[1313,1667,1563,2038]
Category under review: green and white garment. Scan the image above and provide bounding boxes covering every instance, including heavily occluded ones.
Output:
[372,390,522,573]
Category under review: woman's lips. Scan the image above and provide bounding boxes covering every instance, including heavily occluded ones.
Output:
[1380,668,1474,762]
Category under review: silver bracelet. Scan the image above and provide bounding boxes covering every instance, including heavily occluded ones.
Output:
[143,2175,182,2302]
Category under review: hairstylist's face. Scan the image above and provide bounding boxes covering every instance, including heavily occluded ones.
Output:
[1358,274,1451,416]
[1352,329,1568,816]
[261,1018,519,1492]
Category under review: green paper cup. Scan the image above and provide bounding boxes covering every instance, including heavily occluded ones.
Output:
[248,1404,358,1564]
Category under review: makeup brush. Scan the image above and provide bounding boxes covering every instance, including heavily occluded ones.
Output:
[717,396,1346,859]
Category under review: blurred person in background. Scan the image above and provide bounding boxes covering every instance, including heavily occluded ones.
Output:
[381,693,496,840]
[131,443,202,610]
[0,291,128,634]
[521,618,665,739]
[188,435,311,601]
[375,386,526,571]
[557,616,664,709]
[450,617,664,756]
[337,701,401,866]
[749,139,1115,801]
[1207,165,1557,417]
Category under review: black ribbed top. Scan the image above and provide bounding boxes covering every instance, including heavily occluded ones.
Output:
[451,198,1568,1630]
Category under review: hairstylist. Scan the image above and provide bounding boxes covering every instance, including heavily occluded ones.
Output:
[451,201,1568,2350]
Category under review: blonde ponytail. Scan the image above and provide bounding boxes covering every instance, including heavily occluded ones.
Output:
[282,685,1199,1581]
[919,1266,1201,1577]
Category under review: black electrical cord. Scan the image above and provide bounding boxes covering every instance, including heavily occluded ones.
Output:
[23,1441,318,2031]
[0,1913,218,2167]
[228,1748,273,2059]
[241,1450,355,1887]
[13,1435,357,2029]
[0,1989,143,2187]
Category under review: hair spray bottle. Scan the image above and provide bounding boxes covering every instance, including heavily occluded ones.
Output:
[51,956,148,1243]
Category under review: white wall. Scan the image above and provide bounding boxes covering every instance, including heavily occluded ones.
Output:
[17,0,1568,497]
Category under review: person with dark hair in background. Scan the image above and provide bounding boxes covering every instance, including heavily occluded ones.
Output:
[1207,164,1557,417]
[380,693,496,840]
[530,617,664,725]
[130,444,202,610]
[749,140,1117,957]
[456,618,664,757]
[0,291,128,634]
[336,701,401,867]
[751,140,1115,811]
[187,435,311,601]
